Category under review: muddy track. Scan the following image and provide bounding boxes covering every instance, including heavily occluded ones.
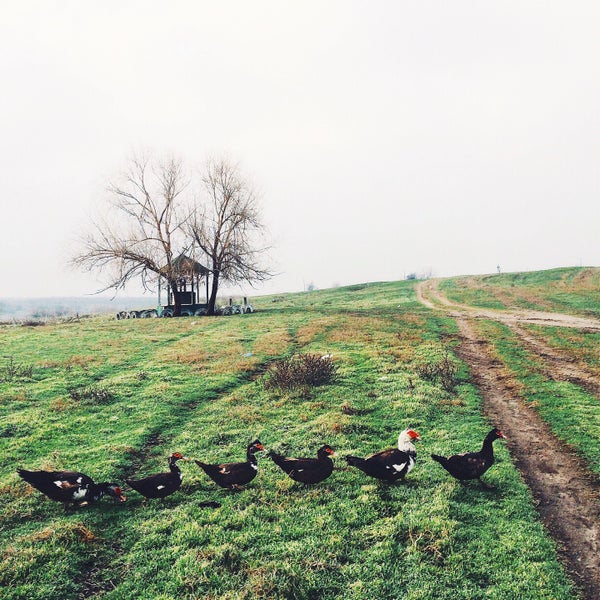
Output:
[512,324,600,397]
[417,279,600,396]
[417,280,600,599]
[417,279,600,331]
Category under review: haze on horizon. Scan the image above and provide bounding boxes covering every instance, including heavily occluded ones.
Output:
[1,2,599,300]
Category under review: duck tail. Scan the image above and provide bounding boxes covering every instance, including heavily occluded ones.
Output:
[430,454,447,465]
[268,450,286,467]
[345,455,365,469]
[16,468,34,483]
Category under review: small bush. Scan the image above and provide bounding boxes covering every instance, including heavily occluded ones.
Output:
[0,423,22,438]
[263,353,337,392]
[21,319,46,327]
[67,386,115,404]
[0,356,34,382]
[415,350,460,392]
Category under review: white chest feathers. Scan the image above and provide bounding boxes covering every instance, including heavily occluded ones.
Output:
[72,488,88,500]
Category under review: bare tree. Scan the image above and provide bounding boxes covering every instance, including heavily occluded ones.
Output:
[189,158,273,315]
[71,153,193,316]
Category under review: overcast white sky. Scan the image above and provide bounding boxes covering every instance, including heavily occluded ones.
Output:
[1,1,599,299]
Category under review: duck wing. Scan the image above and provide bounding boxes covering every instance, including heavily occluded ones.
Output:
[348,449,413,480]
[433,452,490,480]
[449,452,491,478]
[270,453,319,473]
[287,458,333,484]
[126,472,181,498]
[268,451,300,474]
[17,469,95,501]
[196,460,257,488]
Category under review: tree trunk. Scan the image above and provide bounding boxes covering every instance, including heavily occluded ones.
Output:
[169,279,182,317]
[207,271,220,315]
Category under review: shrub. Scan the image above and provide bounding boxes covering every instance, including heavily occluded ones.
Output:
[0,356,34,382]
[414,348,460,392]
[263,353,337,392]
[67,385,115,404]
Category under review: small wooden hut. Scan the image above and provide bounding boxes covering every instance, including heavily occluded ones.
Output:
[158,254,210,310]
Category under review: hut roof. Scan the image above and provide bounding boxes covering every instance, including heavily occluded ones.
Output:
[162,254,209,277]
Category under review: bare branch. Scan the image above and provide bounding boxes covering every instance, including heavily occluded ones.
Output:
[72,152,193,306]
[187,157,274,314]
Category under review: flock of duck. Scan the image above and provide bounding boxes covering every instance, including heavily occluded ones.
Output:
[17,428,507,508]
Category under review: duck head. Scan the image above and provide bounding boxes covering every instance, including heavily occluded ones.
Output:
[249,440,265,453]
[170,452,189,461]
[168,452,189,469]
[398,428,421,448]
[318,445,335,458]
[102,483,127,502]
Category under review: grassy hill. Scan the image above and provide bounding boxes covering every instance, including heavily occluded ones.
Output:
[439,266,600,317]
[1,275,590,599]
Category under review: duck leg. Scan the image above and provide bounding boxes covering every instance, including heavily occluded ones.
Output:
[478,478,495,489]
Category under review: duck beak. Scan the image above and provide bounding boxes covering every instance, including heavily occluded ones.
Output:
[117,494,127,502]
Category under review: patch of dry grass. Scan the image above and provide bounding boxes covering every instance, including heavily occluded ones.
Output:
[252,329,292,356]
[165,336,259,376]
[49,397,76,412]
[40,355,97,369]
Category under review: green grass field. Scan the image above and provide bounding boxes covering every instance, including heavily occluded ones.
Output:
[0,280,581,599]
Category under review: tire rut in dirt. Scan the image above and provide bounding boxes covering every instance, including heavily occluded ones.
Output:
[454,316,600,599]
[510,324,600,398]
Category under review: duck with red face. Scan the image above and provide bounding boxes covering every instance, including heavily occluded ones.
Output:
[195,439,265,489]
[346,428,421,482]
[269,444,335,484]
[17,468,126,509]
[431,428,507,483]
[126,452,188,499]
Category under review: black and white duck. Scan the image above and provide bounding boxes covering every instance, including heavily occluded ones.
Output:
[17,468,126,508]
[345,428,421,482]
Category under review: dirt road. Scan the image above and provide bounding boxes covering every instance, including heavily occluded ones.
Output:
[417,280,600,599]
